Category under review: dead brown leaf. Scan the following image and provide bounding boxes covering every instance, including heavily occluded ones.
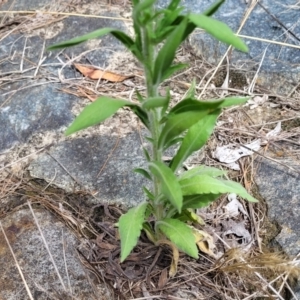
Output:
[74,63,133,82]
[157,239,179,278]
[192,227,216,258]
[158,268,168,289]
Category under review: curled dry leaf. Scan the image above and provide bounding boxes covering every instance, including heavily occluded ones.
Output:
[74,63,134,82]
[191,227,216,258]
[157,239,179,278]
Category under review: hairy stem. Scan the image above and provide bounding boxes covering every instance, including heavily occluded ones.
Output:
[141,9,164,221]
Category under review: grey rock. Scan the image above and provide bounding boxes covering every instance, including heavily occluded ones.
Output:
[47,11,127,68]
[0,2,129,153]
[0,83,76,153]
[185,0,300,95]
[255,157,300,256]
[255,157,300,298]
[29,132,148,207]
[0,208,108,299]
[1,0,50,10]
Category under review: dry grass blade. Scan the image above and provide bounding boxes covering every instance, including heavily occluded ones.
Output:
[0,10,130,22]
[198,0,258,99]
[27,201,67,292]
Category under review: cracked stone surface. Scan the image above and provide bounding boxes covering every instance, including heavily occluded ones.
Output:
[255,157,300,299]
[255,157,300,256]
[28,132,148,207]
[185,0,300,95]
[0,208,108,300]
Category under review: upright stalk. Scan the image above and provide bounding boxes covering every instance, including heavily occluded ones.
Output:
[141,8,164,220]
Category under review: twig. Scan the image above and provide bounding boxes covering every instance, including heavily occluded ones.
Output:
[256,1,300,43]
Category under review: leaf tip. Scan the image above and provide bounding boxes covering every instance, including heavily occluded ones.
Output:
[64,127,74,136]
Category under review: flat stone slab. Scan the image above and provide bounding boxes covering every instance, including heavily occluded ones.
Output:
[28,131,148,207]
[0,208,108,299]
[0,83,75,152]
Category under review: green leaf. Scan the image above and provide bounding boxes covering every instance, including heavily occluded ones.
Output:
[183,78,196,100]
[154,7,183,43]
[144,204,153,219]
[163,137,183,151]
[134,168,152,181]
[136,90,144,103]
[143,187,155,201]
[170,112,219,171]
[162,88,171,116]
[153,25,175,44]
[65,96,131,135]
[167,0,181,10]
[154,17,188,85]
[161,97,247,150]
[217,96,249,108]
[179,165,226,180]
[173,209,205,225]
[47,28,116,50]
[148,161,183,212]
[133,0,156,26]
[203,0,225,16]
[127,104,149,129]
[110,31,142,61]
[143,147,151,162]
[145,136,154,143]
[142,97,169,110]
[143,222,156,243]
[161,63,188,82]
[167,193,220,218]
[189,14,248,52]
[48,28,142,61]
[157,218,198,258]
[180,175,258,202]
[219,180,258,202]
[158,100,221,150]
[182,194,220,209]
[168,98,222,115]
[119,202,148,262]
[170,15,196,42]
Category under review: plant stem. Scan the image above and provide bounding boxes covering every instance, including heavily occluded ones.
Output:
[141,9,164,221]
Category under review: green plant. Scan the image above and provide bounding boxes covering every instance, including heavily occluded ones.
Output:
[48,0,257,267]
